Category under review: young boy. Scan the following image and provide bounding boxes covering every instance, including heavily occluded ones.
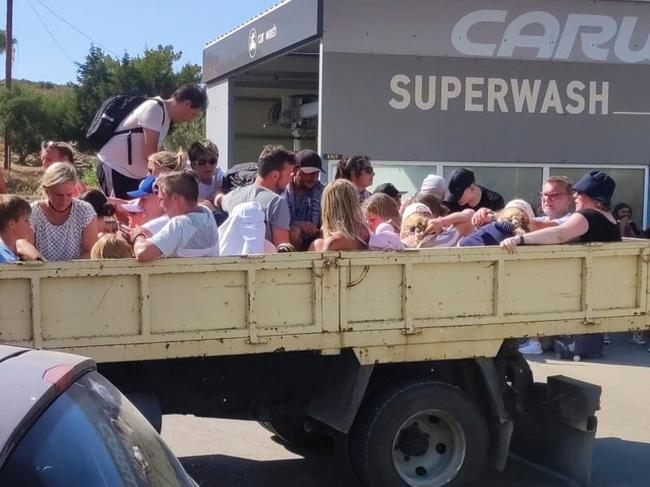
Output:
[0,195,33,263]
[188,139,223,206]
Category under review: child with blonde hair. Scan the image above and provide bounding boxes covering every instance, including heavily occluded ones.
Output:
[362,193,403,250]
[90,233,133,259]
[459,199,533,247]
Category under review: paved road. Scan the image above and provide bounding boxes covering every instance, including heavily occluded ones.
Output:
[163,334,650,486]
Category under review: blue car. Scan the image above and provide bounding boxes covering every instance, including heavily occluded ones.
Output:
[0,345,197,486]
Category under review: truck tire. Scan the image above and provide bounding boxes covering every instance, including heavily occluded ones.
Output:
[350,381,488,487]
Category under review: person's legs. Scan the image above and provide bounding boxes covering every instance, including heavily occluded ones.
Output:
[110,169,142,199]
[518,338,543,355]
[96,163,112,196]
[630,331,647,346]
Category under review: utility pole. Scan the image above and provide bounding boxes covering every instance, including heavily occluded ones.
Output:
[4,0,13,170]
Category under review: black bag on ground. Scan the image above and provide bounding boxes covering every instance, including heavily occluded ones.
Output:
[222,162,258,193]
[554,334,604,360]
[85,95,164,152]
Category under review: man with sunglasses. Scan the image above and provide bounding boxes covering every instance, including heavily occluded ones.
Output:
[188,140,224,206]
[523,176,574,231]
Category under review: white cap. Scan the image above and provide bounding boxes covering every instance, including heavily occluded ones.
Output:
[402,203,433,221]
[420,175,447,200]
[505,199,535,221]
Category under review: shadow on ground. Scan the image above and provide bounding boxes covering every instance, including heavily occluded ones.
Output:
[181,436,650,487]
[591,437,650,487]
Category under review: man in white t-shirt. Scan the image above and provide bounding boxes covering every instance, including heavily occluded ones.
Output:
[132,171,219,262]
[97,84,207,198]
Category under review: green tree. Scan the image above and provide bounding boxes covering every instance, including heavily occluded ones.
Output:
[0,85,49,161]
[1,29,17,57]
[74,45,203,148]
[164,113,205,152]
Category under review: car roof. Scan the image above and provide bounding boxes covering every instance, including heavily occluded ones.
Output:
[0,345,96,469]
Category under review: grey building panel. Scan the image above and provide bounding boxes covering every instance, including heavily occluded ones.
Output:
[206,80,234,168]
[203,0,321,83]
[320,52,650,164]
[323,0,650,65]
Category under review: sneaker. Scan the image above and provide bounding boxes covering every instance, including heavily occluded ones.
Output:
[630,332,647,346]
[519,339,543,355]
[603,334,611,345]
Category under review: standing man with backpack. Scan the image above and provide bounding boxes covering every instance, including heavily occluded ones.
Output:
[92,84,207,198]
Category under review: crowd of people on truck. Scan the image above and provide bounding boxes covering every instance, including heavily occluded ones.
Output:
[0,82,648,351]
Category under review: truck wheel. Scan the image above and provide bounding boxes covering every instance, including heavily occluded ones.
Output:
[350,381,488,487]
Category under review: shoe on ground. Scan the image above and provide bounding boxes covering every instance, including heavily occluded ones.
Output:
[630,332,647,346]
[519,339,543,355]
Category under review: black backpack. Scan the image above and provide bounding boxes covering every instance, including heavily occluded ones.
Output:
[222,162,259,193]
[85,95,165,160]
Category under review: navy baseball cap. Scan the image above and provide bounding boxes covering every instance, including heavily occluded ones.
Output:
[445,168,475,203]
[374,183,407,199]
[127,176,157,198]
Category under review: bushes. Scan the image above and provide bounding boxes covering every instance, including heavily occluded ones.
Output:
[0,44,203,159]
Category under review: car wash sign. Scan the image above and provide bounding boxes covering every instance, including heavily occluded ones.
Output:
[389,76,609,116]
[451,8,650,64]
[203,0,320,83]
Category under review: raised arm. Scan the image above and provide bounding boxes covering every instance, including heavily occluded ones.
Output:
[501,213,588,252]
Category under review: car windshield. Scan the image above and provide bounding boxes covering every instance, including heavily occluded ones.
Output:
[0,371,195,487]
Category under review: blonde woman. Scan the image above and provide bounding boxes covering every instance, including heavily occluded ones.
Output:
[29,162,98,260]
[147,150,187,177]
[310,179,370,251]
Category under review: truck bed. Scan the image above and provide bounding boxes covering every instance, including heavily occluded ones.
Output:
[1,242,648,363]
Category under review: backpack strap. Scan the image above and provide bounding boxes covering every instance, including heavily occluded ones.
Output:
[110,99,165,166]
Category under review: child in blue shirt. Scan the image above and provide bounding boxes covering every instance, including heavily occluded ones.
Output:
[0,195,33,263]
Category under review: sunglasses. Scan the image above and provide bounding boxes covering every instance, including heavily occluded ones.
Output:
[195,158,218,167]
[362,167,375,176]
[540,191,569,200]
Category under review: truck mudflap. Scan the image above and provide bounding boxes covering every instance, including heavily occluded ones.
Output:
[509,375,602,487]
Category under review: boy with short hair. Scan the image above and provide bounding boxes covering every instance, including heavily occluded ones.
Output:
[188,139,223,204]
[0,195,33,263]
[132,171,219,262]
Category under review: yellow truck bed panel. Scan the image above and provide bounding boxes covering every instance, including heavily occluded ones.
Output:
[1,243,648,363]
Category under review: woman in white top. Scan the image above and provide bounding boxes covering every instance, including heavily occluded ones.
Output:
[30,163,98,260]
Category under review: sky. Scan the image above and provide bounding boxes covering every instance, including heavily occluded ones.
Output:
[0,0,279,84]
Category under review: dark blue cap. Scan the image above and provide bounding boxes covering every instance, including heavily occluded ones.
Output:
[126,176,157,198]
[573,171,615,204]
[445,168,475,203]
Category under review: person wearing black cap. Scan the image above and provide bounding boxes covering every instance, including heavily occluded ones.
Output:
[501,171,620,253]
[374,183,407,206]
[444,168,504,213]
[282,150,325,249]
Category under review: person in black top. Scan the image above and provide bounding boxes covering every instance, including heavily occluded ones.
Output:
[444,168,505,213]
[500,171,620,253]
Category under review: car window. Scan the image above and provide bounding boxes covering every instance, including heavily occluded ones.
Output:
[0,371,195,487]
